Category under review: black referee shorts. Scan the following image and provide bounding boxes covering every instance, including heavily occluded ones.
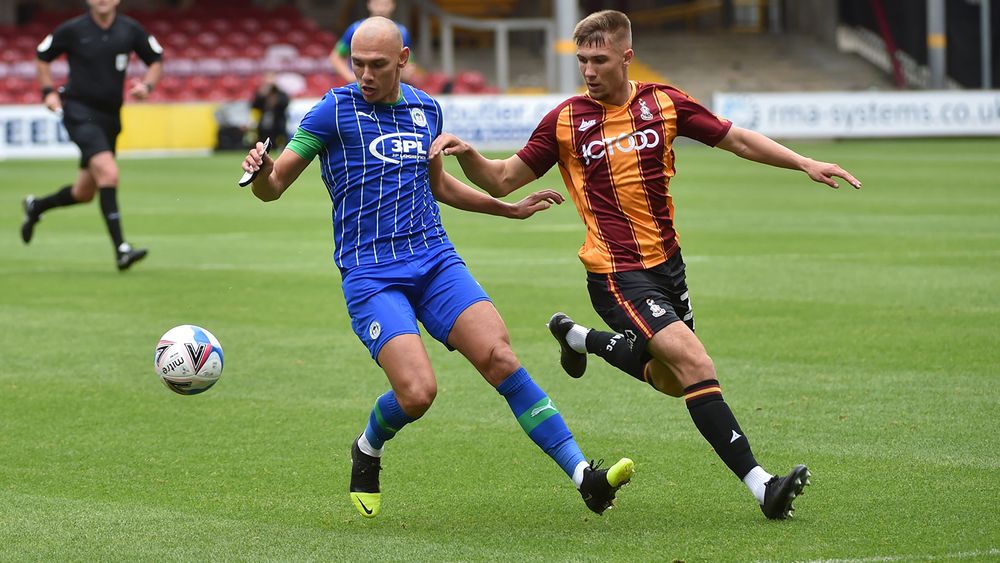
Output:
[61,99,121,168]
[586,250,695,362]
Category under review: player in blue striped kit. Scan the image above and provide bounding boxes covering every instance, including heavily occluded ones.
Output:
[240,17,634,518]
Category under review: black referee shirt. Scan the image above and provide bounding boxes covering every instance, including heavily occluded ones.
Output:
[36,12,163,113]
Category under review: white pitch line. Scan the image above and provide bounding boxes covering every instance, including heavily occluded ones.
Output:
[794,548,1000,563]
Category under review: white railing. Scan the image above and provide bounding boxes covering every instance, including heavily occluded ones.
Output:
[410,0,555,92]
[835,24,961,90]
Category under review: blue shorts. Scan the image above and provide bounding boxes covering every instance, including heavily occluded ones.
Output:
[341,248,491,361]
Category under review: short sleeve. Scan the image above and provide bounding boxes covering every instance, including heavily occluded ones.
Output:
[132,21,164,65]
[432,99,443,138]
[664,87,732,146]
[36,22,71,62]
[297,93,341,147]
[515,104,563,179]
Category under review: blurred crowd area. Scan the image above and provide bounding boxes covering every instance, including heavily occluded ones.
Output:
[0,0,500,105]
[2,0,994,107]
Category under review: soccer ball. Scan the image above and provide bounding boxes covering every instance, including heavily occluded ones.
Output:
[154,325,224,395]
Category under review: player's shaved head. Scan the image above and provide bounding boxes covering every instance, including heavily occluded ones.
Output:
[350,16,409,104]
[352,16,403,54]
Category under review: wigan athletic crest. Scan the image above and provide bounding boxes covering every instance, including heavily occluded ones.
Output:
[410,107,427,127]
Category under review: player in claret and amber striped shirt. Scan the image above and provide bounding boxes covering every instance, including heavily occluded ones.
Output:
[430,9,862,520]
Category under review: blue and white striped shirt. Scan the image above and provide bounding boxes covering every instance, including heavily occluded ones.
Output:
[297,83,452,270]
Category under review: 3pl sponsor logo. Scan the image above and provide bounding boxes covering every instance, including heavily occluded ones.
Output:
[368,132,427,164]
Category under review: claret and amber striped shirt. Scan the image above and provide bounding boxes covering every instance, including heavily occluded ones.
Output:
[516,81,732,274]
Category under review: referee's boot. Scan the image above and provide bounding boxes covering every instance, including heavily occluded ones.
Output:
[578,457,635,515]
[548,312,587,378]
[761,464,811,519]
[116,242,148,271]
[20,196,40,244]
[349,435,382,518]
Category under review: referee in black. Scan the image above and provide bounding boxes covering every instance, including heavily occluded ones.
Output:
[21,0,163,271]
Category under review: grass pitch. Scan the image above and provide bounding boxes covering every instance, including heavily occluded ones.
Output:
[1,139,998,561]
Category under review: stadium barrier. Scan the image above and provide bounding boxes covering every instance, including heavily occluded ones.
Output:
[286,95,567,152]
[713,90,1000,138]
[0,103,218,159]
[6,91,1000,160]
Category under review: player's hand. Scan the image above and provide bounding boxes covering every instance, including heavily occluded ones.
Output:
[43,91,62,114]
[803,159,862,190]
[129,79,151,100]
[428,133,471,160]
[505,189,564,219]
[242,140,273,177]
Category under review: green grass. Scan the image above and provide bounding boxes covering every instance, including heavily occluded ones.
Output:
[1,139,998,562]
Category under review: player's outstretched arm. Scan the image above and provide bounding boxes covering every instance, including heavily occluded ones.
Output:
[429,133,537,197]
[716,126,862,190]
[242,141,310,201]
[430,158,562,219]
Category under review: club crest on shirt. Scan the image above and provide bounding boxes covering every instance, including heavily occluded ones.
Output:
[410,107,427,127]
[638,98,654,121]
[115,53,128,71]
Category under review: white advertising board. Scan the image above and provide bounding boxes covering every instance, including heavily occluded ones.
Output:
[0,105,78,160]
[713,90,1000,138]
[289,94,566,151]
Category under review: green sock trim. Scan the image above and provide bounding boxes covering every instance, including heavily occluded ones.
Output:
[516,397,560,434]
[373,404,399,436]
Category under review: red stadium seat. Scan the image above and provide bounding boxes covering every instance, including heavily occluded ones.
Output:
[196,32,220,49]
[238,19,262,34]
[179,20,202,35]
[300,43,330,59]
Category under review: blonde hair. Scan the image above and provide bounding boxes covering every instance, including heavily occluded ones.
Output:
[573,10,632,48]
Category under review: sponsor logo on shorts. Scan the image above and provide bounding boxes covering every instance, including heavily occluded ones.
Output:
[647,298,666,318]
[623,330,637,350]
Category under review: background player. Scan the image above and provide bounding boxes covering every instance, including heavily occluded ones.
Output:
[430,9,862,520]
[329,0,420,85]
[21,0,162,271]
[241,17,634,519]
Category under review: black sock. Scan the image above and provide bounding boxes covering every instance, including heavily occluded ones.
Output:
[33,185,78,214]
[683,379,758,479]
[98,187,125,249]
[585,329,647,382]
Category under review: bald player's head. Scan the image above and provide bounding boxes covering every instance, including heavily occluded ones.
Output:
[350,17,408,104]
[352,16,403,54]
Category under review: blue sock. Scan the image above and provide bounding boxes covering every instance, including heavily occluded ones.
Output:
[363,390,416,450]
[497,367,587,479]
